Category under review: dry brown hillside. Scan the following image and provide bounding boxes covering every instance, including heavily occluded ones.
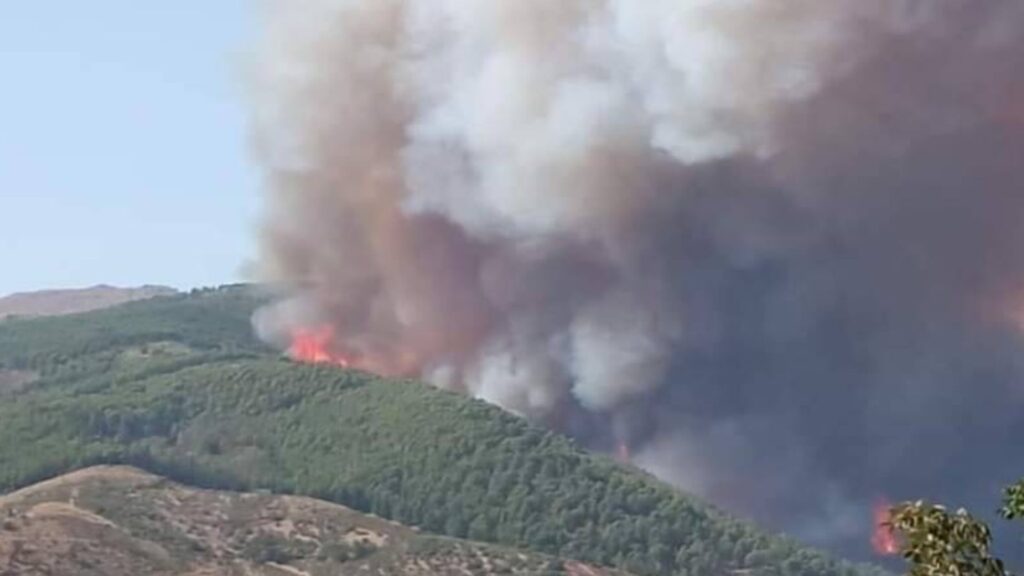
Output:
[0,466,631,576]
[0,285,177,320]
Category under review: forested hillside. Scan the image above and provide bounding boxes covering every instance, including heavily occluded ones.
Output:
[0,285,268,368]
[0,288,887,576]
[0,285,269,393]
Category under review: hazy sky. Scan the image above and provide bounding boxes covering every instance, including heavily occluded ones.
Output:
[0,2,259,296]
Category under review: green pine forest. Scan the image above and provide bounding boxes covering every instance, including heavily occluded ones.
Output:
[0,286,888,576]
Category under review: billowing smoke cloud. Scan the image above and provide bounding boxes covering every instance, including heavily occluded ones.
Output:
[249,0,1024,558]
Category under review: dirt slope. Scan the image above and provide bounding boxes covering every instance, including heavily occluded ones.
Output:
[0,466,629,576]
[0,285,177,320]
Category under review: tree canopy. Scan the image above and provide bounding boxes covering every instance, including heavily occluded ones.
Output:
[888,480,1024,576]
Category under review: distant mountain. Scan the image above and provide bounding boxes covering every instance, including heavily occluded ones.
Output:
[0,286,888,576]
[0,285,178,320]
[0,466,628,576]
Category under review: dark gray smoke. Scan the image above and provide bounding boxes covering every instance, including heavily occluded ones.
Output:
[249,0,1024,557]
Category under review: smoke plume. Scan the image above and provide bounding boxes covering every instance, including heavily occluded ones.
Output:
[249,0,1024,557]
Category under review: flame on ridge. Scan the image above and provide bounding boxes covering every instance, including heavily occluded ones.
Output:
[289,325,352,368]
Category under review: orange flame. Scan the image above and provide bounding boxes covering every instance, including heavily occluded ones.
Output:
[289,325,351,368]
[871,499,900,556]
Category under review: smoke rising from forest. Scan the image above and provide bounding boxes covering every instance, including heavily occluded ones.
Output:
[249,0,1024,554]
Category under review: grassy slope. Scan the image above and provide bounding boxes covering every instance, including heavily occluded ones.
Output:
[0,288,886,576]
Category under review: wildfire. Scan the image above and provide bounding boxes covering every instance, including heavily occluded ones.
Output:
[289,325,351,367]
[871,499,900,556]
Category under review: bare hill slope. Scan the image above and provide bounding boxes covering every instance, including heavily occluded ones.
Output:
[0,285,177,320]
[0,466,629,576]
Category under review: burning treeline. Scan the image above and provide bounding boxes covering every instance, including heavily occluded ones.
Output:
[249,0,1024,556]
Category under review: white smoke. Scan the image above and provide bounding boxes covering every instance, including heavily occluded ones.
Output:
[250,0,1024,557]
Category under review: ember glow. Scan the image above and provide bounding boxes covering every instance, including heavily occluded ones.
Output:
[289,326,351,367]
[870,500,899,557]
[616,441,631,463]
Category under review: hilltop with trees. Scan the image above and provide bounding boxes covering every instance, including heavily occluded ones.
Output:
[0,286,889,576]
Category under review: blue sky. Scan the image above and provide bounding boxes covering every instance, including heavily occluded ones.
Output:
[0,2,260,296]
